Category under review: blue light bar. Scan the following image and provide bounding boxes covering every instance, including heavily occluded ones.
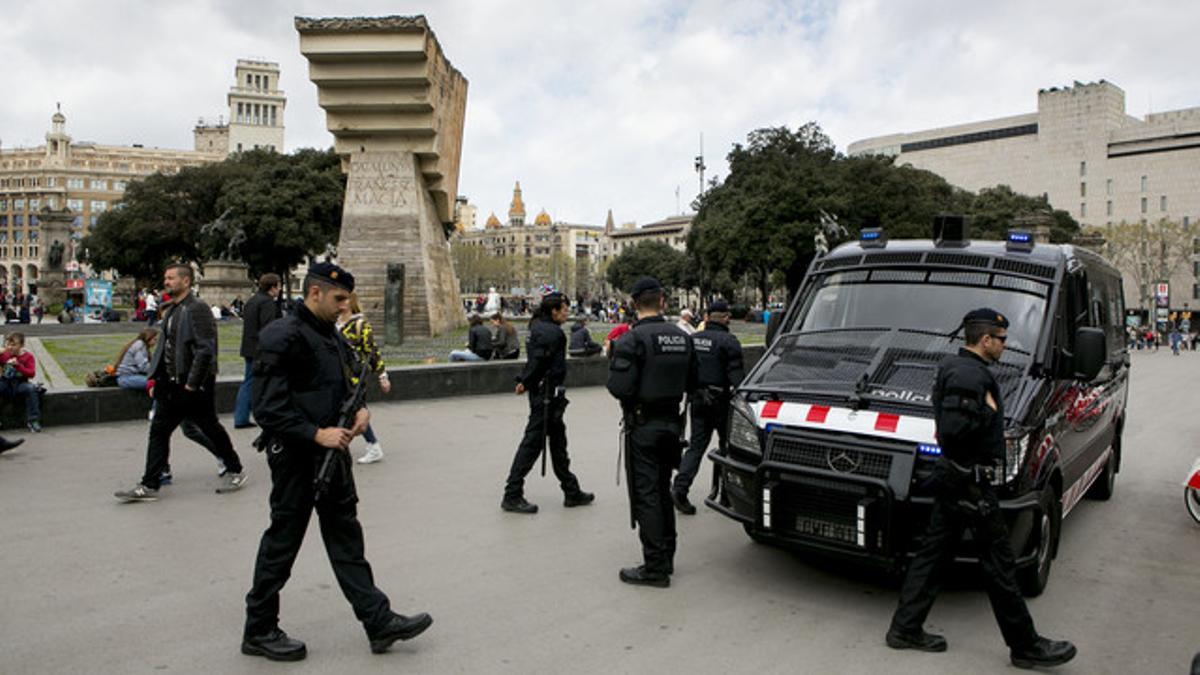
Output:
[918,444,942,456]
[765,423,781,434]
[1006,230,1035,252]
[860,227,886,248]
[861,230,881,241]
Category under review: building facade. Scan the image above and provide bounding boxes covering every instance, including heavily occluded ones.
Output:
[193,59,286,155]
[0,108,222,294]
[849,80,1200,310]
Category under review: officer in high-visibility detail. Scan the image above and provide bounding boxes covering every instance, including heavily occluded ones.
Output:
[607,277,696,588]
[886,308,1076,670]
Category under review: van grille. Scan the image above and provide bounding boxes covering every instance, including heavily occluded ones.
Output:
[994,257,1056,279]
[767,434,894,480]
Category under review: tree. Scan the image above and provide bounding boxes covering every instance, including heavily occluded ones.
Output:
[965,185,1078,242]
[1094,218,1200,312]
[605,241,687,294]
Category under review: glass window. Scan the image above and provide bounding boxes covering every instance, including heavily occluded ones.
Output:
[29,229,37,241]
[1186,216,1191,227]
[1161,196,1168,212]
[13,230,22,242]
[46,177,56,187]
[89,215,98,227]
[1141,197,1148,214]
[91,200,106,212]
[0,216,5,227]
[90,179,106,190]
[1106,178,1113,195]
[13,214,23,226]
[113,181,126,191]
[14,199,24,209]
[1080,182,1086,197]
[67,199,83,211]
[29,199,39,209]
[30,216,38,227]
[0,199,6,209]
[67,178,84,189]
[1141,175,1148,192]
[1080,203,1086,218]
[1080,161,1087,177]
[1106,201,1113,216]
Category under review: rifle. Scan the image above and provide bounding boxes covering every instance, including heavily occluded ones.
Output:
[314,361,371,502]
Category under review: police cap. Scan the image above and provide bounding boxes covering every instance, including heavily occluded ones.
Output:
[630,277,663,300]
[707,299,730,314]
[962,307,1009,329]
[307,262,355,292]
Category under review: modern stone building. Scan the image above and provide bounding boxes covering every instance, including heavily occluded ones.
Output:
[194,59,286,154]
[849,80,1200,310]
[598,212,692,264]
[0,108,222,294]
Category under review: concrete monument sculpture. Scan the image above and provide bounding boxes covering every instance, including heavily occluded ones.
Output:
[296,15,467,341]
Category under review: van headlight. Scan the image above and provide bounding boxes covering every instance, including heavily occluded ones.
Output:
[995,435,1028,485]
[729,396,762,457]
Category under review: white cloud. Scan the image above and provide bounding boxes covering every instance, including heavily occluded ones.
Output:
[3,0,1198,226]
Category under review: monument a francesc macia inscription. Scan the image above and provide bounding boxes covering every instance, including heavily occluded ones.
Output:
[297,15,467,342]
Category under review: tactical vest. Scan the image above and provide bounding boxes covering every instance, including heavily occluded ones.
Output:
[633,319,692,405]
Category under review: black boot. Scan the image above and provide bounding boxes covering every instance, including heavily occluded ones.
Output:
[242,629,307,662]
[563,491,595,507]
[0,437,23,455]
[672,489,697,515]
[619,565,670,588]
[1011,637,1077,669]
[369,613,434,654]
[885,628,948,652]
[501,496,538,514]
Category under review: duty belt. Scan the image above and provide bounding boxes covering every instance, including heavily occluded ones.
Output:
[948,458,997,484]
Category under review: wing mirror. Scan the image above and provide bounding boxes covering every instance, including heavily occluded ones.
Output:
[1072,327,1106,381]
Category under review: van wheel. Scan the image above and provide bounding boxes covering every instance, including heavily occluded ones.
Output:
[1018,488,1061,598]
[1085,447,1117,501]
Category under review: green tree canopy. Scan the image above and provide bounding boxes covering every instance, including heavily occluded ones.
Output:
[605,240,687,294]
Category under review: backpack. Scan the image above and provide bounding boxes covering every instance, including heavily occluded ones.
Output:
[85,369,118,388]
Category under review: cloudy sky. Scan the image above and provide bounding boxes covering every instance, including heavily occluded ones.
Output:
[2,0,1198,227]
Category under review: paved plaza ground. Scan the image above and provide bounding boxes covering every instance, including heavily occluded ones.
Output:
[1,351,1198,674]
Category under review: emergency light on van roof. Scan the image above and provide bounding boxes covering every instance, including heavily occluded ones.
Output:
[1006,230,1035,252]
[917,444,942,456]
[860,227,886,248]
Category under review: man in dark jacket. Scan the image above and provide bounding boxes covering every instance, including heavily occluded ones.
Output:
[886,309,1076,669]
[234,273,282,429]
[568,318,602,357]
[501,291,594,514]
[115,263,247,502]
[450,314,494,361]
[672,300,744,514]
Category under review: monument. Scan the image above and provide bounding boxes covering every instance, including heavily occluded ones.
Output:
[296,15,467,341]
[37,206,74,307]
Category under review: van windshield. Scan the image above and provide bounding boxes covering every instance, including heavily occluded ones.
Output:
[747,277,1049,406]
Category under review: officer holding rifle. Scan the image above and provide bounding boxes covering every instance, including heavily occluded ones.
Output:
[242,263,431,662]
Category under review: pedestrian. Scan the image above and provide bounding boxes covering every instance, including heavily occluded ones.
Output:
[449,314,493,361]
[490,312,520,360]
[606,277,696,587]
[604,314,635,358]
[0,332,42,432]
[672,300,744,515]
[501,289,594,514]
[242,263,431,662]
[1170,327,1183,355]
[144,289,158,326]
[886,308,1076,669]
[338,292,390,464]
[675,308,696,335]
[568,317,603,357]
[234,273,282,429]
[113,263,248,502]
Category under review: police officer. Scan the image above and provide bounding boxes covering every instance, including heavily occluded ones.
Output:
[242,264,431,662]
[672,299,744,515]
[501,289,594,514]
[607,277,695,587]
[886,309,1076,669]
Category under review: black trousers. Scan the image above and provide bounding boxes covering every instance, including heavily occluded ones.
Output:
[674,400,729,494]
[625,416,682,574]
[140,380,242,489]
[504,392,581,500]
[245,444,392,638]
[890,484,1038,648]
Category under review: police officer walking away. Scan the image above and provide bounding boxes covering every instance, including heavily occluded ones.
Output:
[886,309,1076,669]
[672,299,744,514]
[501,289,594,514]
[607,277,694,587]
[242,264,431,661]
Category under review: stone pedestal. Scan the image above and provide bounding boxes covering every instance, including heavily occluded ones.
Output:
[297,15,467,340]
[198,260,252,310]
[37,207,74,307]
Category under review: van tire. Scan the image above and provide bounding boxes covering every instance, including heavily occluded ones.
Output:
[1086,440,1119,501]
[1018,487,1061,598]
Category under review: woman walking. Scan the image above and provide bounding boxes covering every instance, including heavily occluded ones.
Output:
[338,293,391,464]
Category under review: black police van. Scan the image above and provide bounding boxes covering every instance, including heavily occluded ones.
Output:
[706,225,1128,595]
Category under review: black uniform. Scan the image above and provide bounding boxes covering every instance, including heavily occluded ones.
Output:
[608,314,695,578]
[889,346,1037,649]
[244,301,394,639]
[503,314,584,502]
[674,320,744,497]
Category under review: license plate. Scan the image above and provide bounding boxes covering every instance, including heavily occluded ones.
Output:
[794,515,858,545]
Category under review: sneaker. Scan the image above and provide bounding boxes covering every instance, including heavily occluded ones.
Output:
[158,470,173,486]
[115,484,160,502]
[27,420,42,433]
[216,472,249,494]
[357,443,384,464]
[217,460,227,477]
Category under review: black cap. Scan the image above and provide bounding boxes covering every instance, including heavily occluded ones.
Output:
[630,277,663,300]
[962,307,1009,329]
[707,299,730,314]
[307,262,355,292]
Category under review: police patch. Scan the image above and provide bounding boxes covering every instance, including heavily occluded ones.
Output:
[655,334,688,353]
[693,337,713,351]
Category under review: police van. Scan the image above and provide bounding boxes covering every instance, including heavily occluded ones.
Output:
[706,223,1128,595]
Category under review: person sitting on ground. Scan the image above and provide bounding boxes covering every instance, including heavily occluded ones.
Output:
[0,332,42,432]
[568,317,603,357]
[450,314,494,362]
[490,313,520,360]
[115,328,159,390]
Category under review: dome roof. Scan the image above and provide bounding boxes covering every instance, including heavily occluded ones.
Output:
[508,181,526,219]
[485,212,502,229]
[534,209,552,226]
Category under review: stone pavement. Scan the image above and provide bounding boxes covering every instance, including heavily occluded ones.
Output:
[1,354,1198,673]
